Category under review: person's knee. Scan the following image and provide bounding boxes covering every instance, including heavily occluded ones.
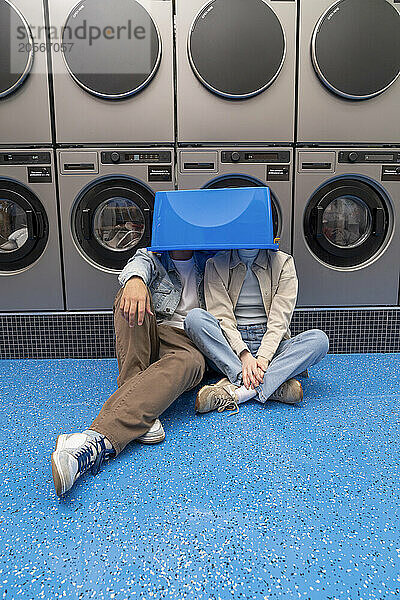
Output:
[184,308,212,334]
[194,352,206,374]
[182,348,206,386]
[307,329,329,358]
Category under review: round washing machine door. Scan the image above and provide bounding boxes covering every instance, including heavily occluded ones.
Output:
[312,0,400,100]
[0,0,34,98]
[62,0,161,99]
[0,179,48,271]
[188,0,286,99]
[203,175,281,240]
[73,177,154,271]
[304,177,391,268]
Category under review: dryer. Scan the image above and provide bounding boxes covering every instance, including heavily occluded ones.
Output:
[175,0,297,144]
[177,147,293,254]
[293,148,400,307]
[49,0,174,144]
[297,0,400,144]
[0,149,63,310]
[57,147,175,310]
[0,0,52,145]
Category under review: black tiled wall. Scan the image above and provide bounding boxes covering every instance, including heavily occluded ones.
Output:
[0,309,399,359]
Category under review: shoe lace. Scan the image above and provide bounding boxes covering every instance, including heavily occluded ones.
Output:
[73,436,108,476]
[214,394,239,416]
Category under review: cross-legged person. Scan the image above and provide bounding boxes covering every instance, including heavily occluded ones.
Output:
[184,249,329,414]
[51,249,212,496]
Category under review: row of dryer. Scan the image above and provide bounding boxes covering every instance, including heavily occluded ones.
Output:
[1,0,400,146]
[1,146,399,311]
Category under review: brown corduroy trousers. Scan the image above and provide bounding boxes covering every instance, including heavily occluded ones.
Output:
[91,289,206,455]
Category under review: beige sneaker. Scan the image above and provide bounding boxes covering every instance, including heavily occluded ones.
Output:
[195,378,240,415]
[269,378,303,404]
[136,419,165,444]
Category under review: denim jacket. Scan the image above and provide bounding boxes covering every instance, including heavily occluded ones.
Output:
[118,249,214,320]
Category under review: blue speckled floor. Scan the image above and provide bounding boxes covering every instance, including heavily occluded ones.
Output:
[1,354,399,599]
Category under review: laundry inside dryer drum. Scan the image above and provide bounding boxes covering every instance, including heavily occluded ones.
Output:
[312,0,400,100]
[73,177,154,270]
[304,178,391,268]
[0,0,34,98]
[0,180,48,271]
[62,0,161,99]
[203,175,281,240]
[189,0,285,99]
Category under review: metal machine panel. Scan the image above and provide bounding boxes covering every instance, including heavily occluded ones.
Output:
[57,147,175,310]
[0,149,63,310]
[0,0,52,145]
[297,0,400,144]
[49,0,174,144]
[293,148,400,307]
[175,0,297,143]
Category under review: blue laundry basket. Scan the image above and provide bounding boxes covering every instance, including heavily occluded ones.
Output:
[148,187,279,251]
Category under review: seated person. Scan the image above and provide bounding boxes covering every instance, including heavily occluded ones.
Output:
[184,248,329,413]
[51,248,212,496]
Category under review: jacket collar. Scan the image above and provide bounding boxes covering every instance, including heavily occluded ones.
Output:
[230,249,269,270]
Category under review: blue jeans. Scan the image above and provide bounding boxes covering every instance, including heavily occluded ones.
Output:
[184,309,329,402]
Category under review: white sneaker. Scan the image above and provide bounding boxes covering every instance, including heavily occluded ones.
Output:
[51,431,112,497]
[136,419,165,444]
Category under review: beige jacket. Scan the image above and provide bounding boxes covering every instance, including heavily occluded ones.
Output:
[204,250,298,362]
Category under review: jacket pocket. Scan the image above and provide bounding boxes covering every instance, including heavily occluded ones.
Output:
[156,282,174,294]
[151,283,173,312]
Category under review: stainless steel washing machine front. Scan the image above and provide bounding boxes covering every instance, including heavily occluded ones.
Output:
[0,149,63,310]
[297,0,400,144]
[177,147,293,254]
[0,0,52,145]
[57,147,175,310]
[176,0,297,144]
[49,0,174,144]
[293,148,400,307]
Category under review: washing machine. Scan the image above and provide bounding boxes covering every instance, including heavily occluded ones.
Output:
[49,0,174,144]
[293,148,400,307]
[175,0,297,144]
[297,0,400,144]
[0,0,52,145]
[57,147,175,310]
[0,149,63,310]
[177,147,293,254]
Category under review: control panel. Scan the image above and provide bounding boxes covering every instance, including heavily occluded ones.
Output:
[0,152,51,165]
[221,151,291,164]
[339,151,400,164]
[101,151,172,164]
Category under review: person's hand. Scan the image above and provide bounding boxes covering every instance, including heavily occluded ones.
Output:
[240,350,264,390]
[256,357,270,373]
[120,277,153,327]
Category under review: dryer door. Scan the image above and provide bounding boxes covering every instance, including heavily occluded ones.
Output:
[0,179,48,271]
[203,174,281,240]
[304,177,391,268]
[62,0,161,99]
[73,177,154,271]
[0,0,34,98]
[188,0,285,99]
[312,0,400,100]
